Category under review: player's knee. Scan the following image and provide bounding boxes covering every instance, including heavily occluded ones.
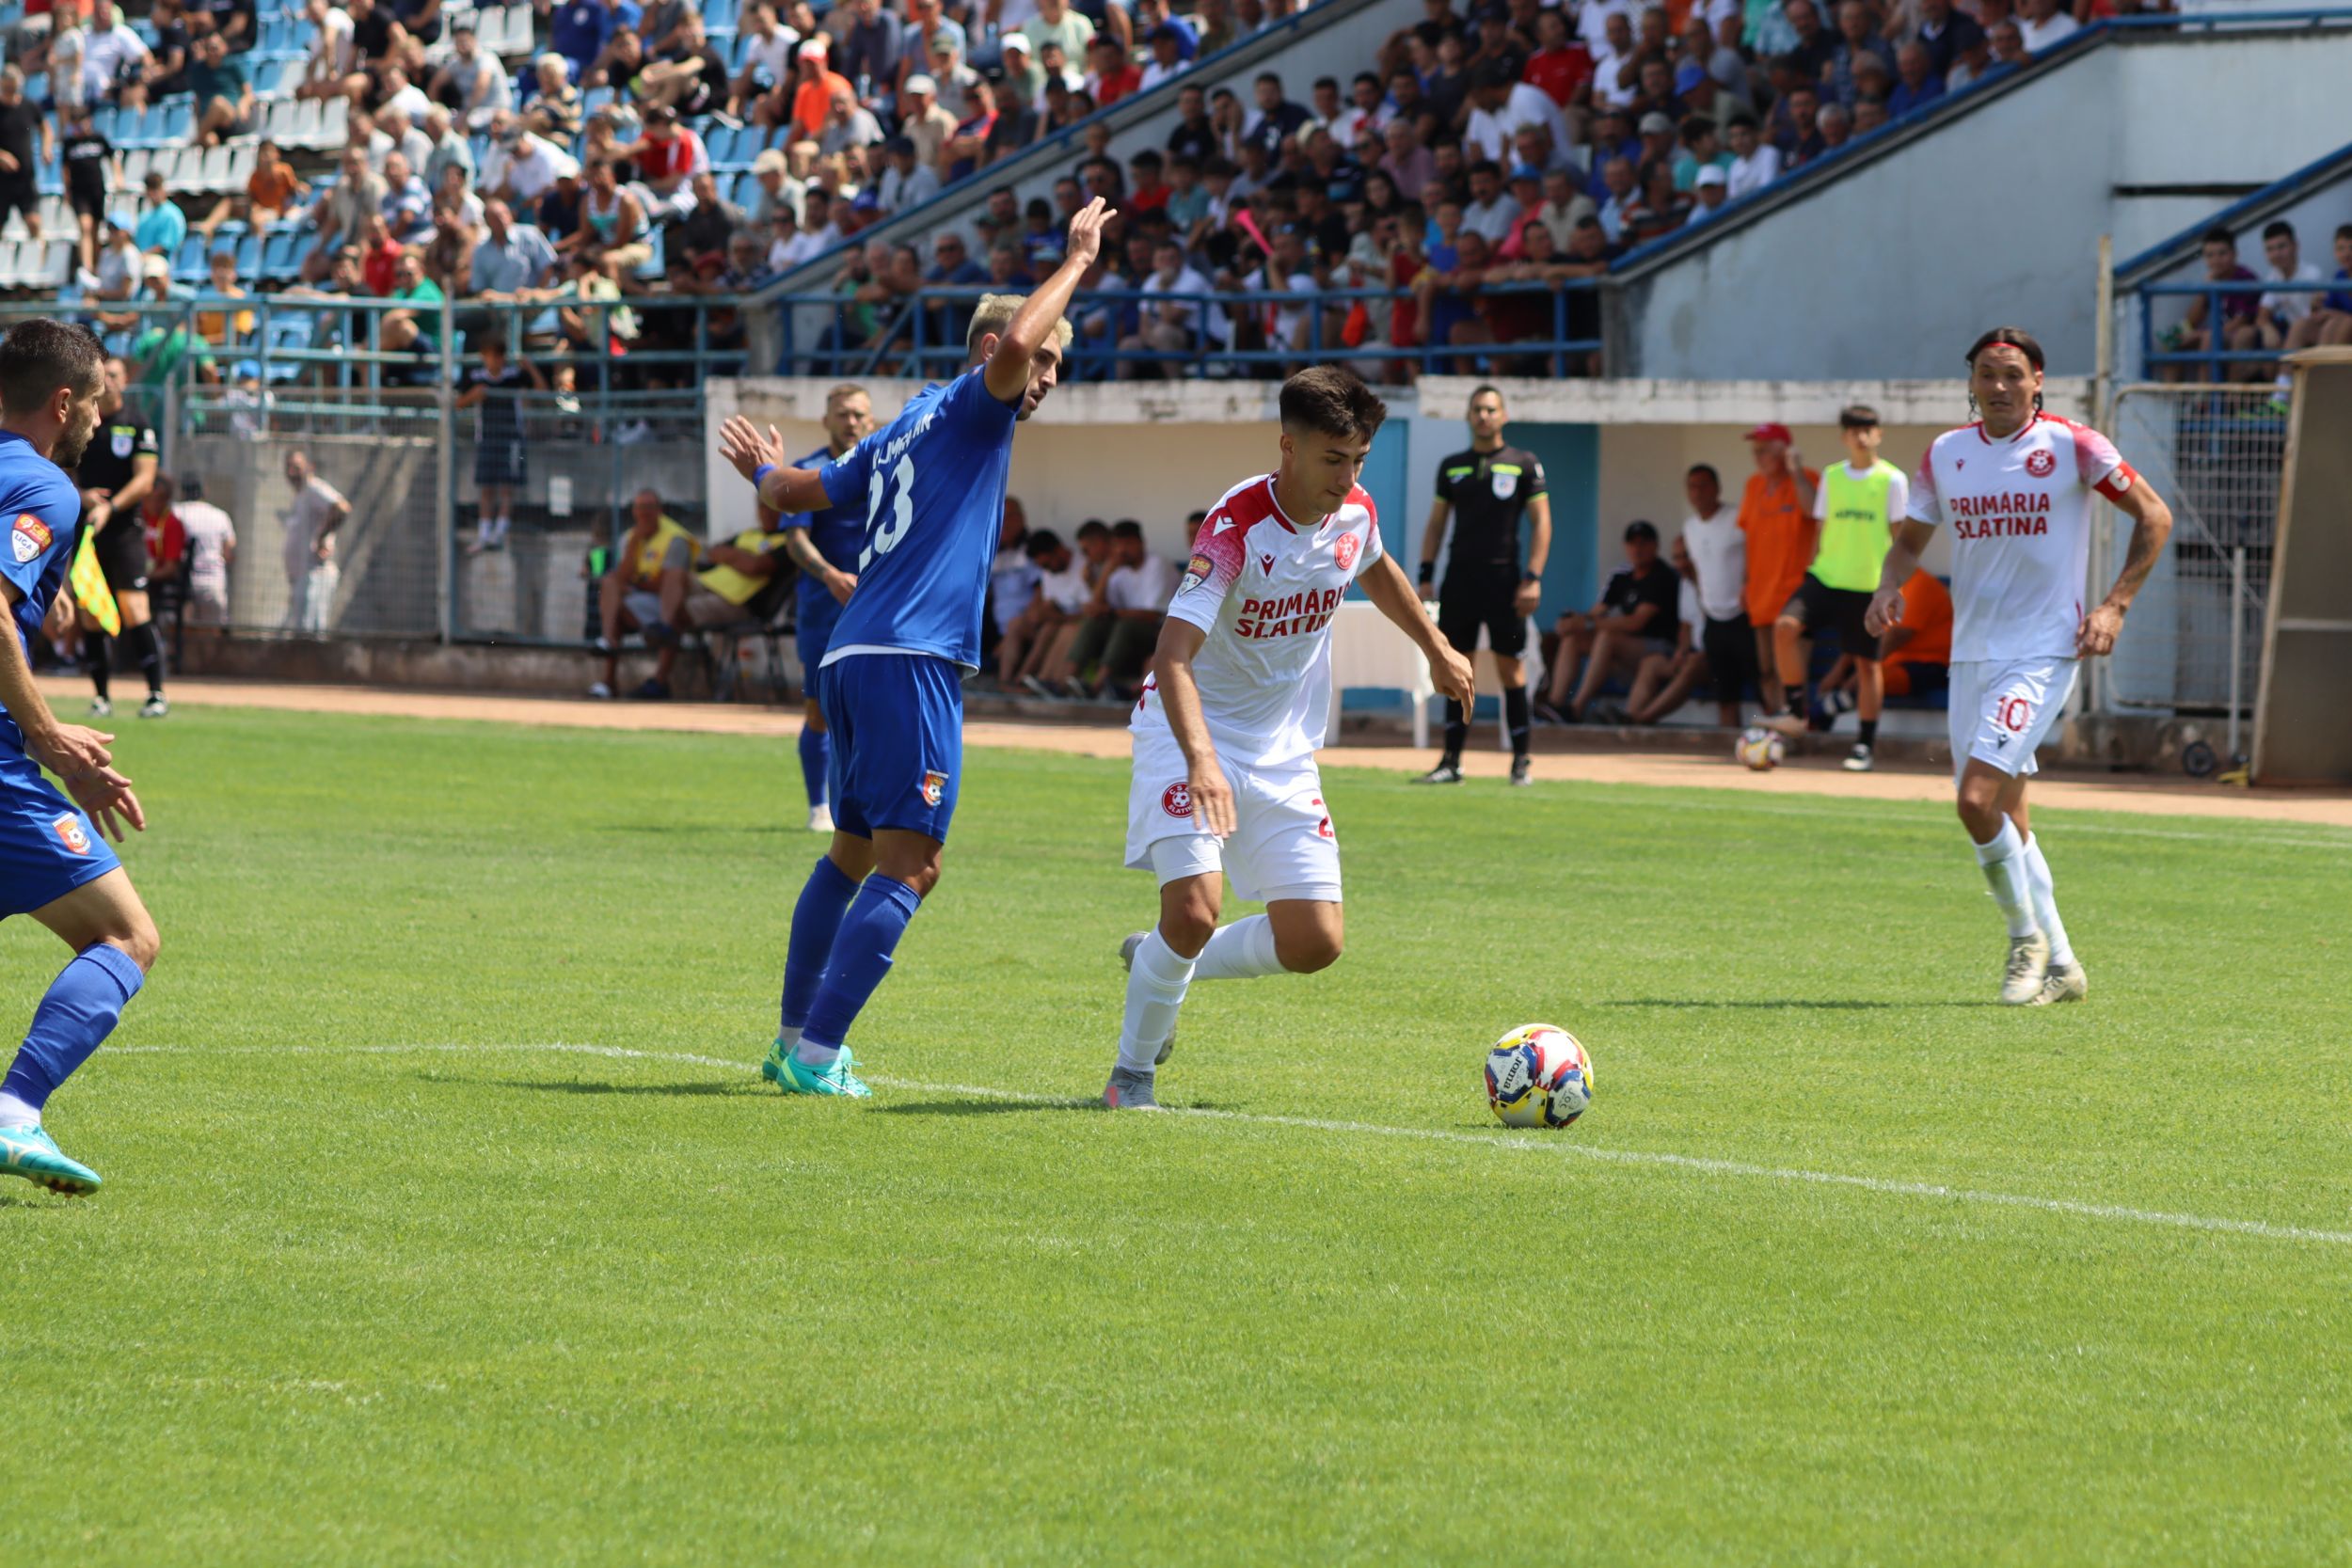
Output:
[1277,927,1343,974]
[113,912,160,974]
[1161,903,1216,956]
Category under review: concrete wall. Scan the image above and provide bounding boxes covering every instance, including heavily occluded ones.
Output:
[1621,29,2352,381]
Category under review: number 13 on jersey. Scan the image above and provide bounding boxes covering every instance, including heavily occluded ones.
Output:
[860,454,915,569]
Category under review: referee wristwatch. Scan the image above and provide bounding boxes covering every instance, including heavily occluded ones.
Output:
[1417,562,1436,587]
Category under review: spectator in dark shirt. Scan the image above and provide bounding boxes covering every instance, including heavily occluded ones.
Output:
[2168,226,2263,382]
[1824,0,1893,105]
[1782,0,1838,81]
[1245,71,1311,159]
[1167,84,1216,163]
[674,171,742,271]
[1887,40,1945,117]
[1912,0,1985,82]
[536,168,584,247]
[1539,520,1681,722]
[60,104,115,273]
[0,68,48,246]
[838,0,900,98]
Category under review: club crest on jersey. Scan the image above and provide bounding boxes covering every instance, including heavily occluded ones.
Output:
[2025,448,2056,479]
[1181,551,1214,594]
[1161,781,1192,817]
[1333,532,1359,571]
[10,513,51,564]
[111,429,134,459]
[52,813,91,856]
[1491,472,1515,499]
[920,770,948,806]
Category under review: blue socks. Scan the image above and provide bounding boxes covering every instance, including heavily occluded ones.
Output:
[797,874,923,1066]
[798,725,831,811]
[781,855,860,1038]
[0,942,145,1126]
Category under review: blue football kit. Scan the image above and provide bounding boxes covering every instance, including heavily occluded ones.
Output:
[784,443,868,682]
[0,428,119,919]
[771,366,1023,1085]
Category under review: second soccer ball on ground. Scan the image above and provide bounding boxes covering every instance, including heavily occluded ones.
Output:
[1736,727,1786,771]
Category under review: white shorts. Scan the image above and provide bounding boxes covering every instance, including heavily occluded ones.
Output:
[1948,657,2077,784]
[1124,727,1342,904]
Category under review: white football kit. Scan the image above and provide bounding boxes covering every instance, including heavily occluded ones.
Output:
[1125,473,1382,904]
[1907,413,2137,783]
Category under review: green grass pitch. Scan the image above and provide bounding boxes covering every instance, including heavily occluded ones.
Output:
[4,705,2349,1565]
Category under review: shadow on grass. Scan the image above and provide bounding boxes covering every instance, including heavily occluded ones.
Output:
[461,1076,758,1098]
[1597,998,2004,1010]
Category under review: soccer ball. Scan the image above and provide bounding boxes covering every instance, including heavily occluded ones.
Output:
[1485,1023,1595,1129]
[1735,726,1785,770]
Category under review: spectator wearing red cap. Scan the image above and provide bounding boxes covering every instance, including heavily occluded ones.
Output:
[1734,421,1817,715]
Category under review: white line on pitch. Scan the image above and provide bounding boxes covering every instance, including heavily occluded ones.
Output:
[106,1039,2352,1249]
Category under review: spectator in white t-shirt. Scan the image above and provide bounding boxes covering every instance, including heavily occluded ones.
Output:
[995,528,1089,687]
[1724,114,1780,199]
[279,450,350,635]
[730,2,801,119]
[2253,218,2324,357]
[1461,159,1521,245]
[1120,239,1211,380]
[2014,0,2078,54]
[1675,461,1754,726]
[171,476,239,629]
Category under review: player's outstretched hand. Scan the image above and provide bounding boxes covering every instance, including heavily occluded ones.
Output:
[1864,586,1905,638]
[1065,197,1117,270]
[1429,643,1476,707]
[2076,602,2125,657]
[827,570,858,606]
[719,416,786,484]
[1187,764,1237,840]
[32,723,116,782]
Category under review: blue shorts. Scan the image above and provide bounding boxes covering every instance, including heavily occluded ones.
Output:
[0,743,120,920]
[796,588,840,682]
[819,653,963,843]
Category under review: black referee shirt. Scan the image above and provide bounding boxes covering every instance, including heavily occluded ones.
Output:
[1434,444,1548,578]
[74,417,159,499]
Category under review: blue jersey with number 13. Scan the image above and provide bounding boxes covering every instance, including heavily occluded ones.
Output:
[815,368,1017,672]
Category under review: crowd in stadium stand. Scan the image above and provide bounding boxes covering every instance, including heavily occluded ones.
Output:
[0,0,2174,386]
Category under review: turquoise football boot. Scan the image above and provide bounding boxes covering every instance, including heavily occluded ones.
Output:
[768,1043,872,1098]
[0,1124,103,1195]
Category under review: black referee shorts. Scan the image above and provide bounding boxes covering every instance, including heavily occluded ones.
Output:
[1785,574,1878,658]
[1700,611,1756,702]
[91,516,150,595]
[1437,569,1529,658]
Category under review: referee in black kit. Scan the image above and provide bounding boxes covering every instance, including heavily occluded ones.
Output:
[1415,385,1550,786]
[71,357,166,720]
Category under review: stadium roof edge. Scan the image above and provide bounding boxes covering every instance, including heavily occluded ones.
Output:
[1607,8,2352,285]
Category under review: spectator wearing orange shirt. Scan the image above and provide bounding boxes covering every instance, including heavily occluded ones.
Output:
[1877,566,1951,699]
[787,38,850,142]
[1735,420,1817,714]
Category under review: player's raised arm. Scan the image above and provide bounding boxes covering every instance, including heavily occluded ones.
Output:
[1360,550,1474,705]
[720,417,836,515]
[1147,616,1236,839]
[983,197,1116,408]
[2078,475,2173,657]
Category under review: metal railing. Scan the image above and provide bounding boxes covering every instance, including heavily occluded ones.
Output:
[2136,277,2344,381]
[772,278,1607,380]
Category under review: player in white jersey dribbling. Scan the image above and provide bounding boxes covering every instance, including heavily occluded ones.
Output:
[1105,368,1475,1109]
[1867,327,2174,1006]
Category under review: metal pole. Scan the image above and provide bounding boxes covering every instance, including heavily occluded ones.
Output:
[435,290,454,644]
[2088,232,2113,717]
[2228,544,2245,760]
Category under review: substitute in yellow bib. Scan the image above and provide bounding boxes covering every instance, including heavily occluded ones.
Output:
[1761,404,1910,771]
[593,488,794,700]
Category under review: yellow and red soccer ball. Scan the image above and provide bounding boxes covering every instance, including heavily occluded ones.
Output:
[1485,1023,1594,1129]
[1735,726,1785,770]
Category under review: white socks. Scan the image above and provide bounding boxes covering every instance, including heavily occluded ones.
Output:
[0,1089,39,1128]
[1188,914,1285,982]
[1972,817,2040,940]
[2022,833,2074,967]
[1117,927,1196,1075]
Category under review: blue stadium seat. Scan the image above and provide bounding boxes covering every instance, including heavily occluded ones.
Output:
[254,56,292,96]
[160,97,196,143]
[235,232,262,281]
[34,150,59,198]
[581,85,615,118]
[171,233,208,285]
[90,104,119,143]
[704,0,739,31]
[260,227,303,281]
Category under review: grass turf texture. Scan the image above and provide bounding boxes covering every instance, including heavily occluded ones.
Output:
[5,705,2350,1566]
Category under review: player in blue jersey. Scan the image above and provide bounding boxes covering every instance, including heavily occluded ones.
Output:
[720,195,1114,1098]
[0,320,161,1196]
[776,381,874,834]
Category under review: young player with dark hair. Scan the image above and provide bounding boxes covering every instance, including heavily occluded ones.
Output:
[1867,327,2173,1005]
[1415,383,1550,785]
[1106,366,1476,1109]
[0,319,162,1195]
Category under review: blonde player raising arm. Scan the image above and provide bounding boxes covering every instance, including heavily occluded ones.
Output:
[1105,367,1475,1109]
[1867,326,2172,1006]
